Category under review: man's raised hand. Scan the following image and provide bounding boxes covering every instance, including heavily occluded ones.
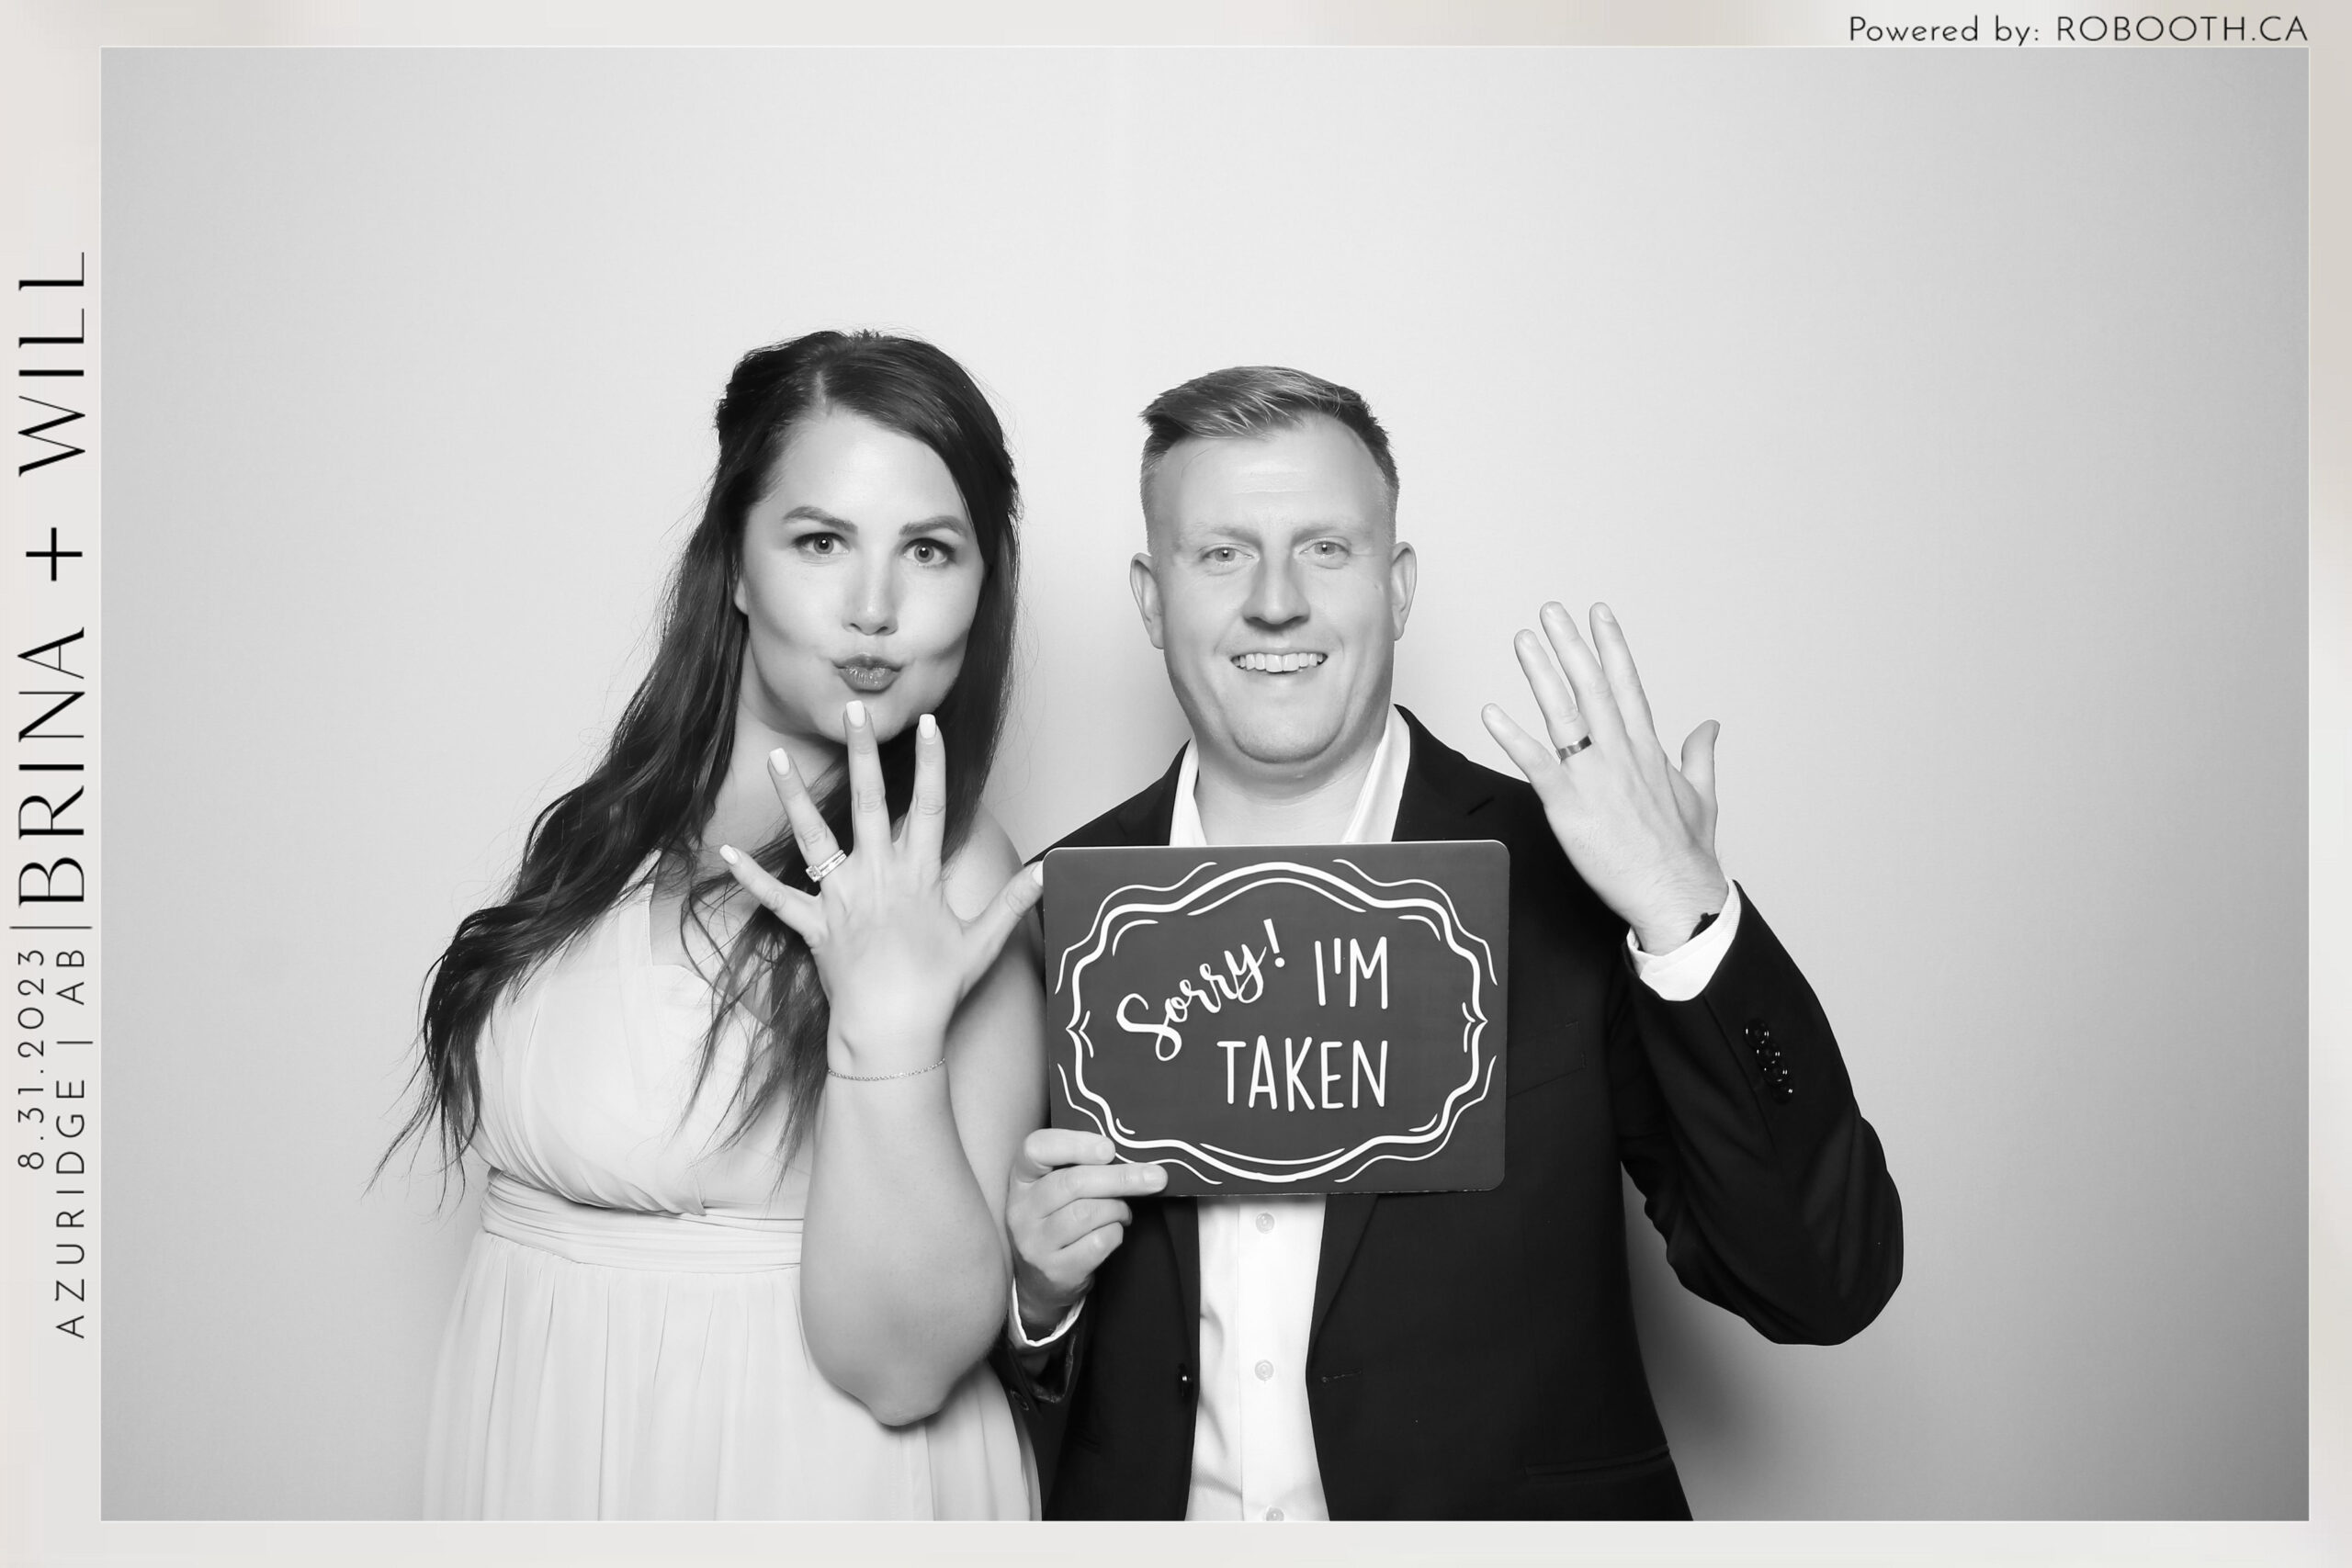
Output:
[1480,602,1730,955]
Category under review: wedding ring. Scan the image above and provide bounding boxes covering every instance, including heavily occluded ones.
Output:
[806,850,850,884]
[1556,736,1594,761]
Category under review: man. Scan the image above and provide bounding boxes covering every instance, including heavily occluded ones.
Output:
[1002,367,1901,1519]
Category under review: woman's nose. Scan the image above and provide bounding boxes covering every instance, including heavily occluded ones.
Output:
[848,563,899,637]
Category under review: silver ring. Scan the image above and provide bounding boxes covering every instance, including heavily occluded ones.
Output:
[806,849,850,884]
[1556,736,1594,761]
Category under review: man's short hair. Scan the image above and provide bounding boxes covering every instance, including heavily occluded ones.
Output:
[1138,365,1399,508]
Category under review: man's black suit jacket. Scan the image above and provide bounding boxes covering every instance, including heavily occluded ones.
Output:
[1012,708,1902,1519]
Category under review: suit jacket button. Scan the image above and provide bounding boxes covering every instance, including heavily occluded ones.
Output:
[1744,1020,1771,1048]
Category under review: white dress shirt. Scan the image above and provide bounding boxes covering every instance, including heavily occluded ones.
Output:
[1169,706,1409,1522]
[1018,706,1744,1521]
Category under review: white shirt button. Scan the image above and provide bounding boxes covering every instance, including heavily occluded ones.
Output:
[1254,1359,1274,1381]
[1267,1506,1284,1521]
[1255,1211,1274,1232]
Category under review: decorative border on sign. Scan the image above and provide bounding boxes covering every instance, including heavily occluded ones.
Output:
[1053,858,1499,1186]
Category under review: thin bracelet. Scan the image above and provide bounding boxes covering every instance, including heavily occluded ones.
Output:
[827,1058,947,1083]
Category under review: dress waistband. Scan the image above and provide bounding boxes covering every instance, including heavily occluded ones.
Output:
[481,1172,802,1271]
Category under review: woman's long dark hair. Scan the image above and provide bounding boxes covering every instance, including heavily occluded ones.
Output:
[390,331,1020,1182]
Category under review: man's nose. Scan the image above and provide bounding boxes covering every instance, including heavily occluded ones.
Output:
[1242,554,1307,628]
[848,558,899,637]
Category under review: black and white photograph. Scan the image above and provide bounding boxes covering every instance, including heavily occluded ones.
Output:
[3,5,2342,1564]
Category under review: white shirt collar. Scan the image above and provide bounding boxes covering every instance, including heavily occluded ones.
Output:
[1169,706,1412,851]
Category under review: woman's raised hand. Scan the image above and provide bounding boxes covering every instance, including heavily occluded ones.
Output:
[718,702,1043,1076]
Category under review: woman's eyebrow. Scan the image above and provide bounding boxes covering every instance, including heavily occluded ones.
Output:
[775,506,969,536]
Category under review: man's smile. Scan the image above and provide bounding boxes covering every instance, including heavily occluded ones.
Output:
[1230,650,1329,674]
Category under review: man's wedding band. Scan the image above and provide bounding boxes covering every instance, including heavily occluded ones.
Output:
[1556,736,1594,760]
[806,850,850,883]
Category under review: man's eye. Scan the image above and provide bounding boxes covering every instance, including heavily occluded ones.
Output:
[1307,540,1346,559]
[1206,547,1239,565]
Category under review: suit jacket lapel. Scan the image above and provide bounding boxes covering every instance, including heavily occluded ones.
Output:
[1390,705,1501,839]
[1113,749,1183,843]
[1309,1194,1376,1353]
[1310,708,1498,1353]
[1167,1195,1201,1354]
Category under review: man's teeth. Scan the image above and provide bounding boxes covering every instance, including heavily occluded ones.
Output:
[1232,652,1328,672]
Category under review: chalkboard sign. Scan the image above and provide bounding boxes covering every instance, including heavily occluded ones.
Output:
[1041,840,1509,1196]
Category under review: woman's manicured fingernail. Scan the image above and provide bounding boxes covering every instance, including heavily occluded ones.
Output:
[1031,862,1046,887]
[844,699,866,728]
[769,747,791,775]
[919,713,938,741]
[718,844,740,865]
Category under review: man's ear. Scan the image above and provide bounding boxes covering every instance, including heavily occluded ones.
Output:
[1129,551,1166,649]
[1388,539,1419,641]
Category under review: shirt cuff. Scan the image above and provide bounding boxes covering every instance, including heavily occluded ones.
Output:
[1625,883,1744,1002]
[1007,1278,1085,1350]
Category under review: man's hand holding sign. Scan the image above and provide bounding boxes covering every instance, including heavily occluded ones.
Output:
[1009,1128,1162,1340]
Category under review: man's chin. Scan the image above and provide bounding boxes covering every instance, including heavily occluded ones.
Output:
[1171,676,1386,779]
[1224,720,1356,774]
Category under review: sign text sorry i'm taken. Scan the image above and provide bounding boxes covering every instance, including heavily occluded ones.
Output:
[1042,841,1509,1196]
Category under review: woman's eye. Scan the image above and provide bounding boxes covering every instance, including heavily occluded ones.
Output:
[908,539,956,566]
[795,532,843,558]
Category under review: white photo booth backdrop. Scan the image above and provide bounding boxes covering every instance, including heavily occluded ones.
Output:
[101,47,2303,1518]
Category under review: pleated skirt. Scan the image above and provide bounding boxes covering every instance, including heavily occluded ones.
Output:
[422,1174,1035,1519]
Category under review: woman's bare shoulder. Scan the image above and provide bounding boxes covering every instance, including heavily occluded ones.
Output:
[941,807,1024,921]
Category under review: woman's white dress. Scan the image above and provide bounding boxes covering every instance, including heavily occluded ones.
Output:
[422,872,1034,1518]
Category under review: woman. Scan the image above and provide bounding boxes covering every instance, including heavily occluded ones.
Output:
[399,330,1045,1518]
